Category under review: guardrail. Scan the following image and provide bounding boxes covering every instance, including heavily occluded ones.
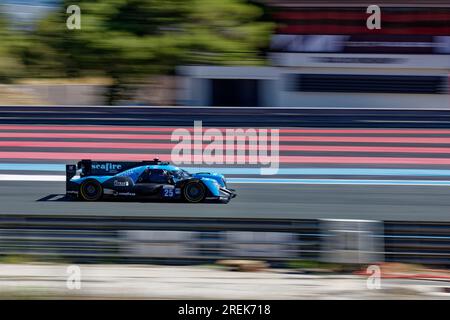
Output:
[0,215,448,267]
[1,106,450,128]
[384,221,450,265]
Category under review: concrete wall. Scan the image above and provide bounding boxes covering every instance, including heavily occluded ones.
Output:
[0,77,178,106]
[0,84,106,106]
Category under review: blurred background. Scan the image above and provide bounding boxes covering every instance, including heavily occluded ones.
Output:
[0,0,448,107]
[0,0,449,300]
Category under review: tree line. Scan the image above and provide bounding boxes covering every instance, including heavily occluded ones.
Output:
[0,0,273,104]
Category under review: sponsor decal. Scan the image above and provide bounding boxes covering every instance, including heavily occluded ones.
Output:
[113,180,129,187]
[92,163,123,172]
[116,192,135,196]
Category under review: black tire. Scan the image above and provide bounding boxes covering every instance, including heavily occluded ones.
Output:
[79,179,103,201]
[183,181,206,203]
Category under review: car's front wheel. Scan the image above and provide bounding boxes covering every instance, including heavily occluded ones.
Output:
[79,179,103,201]
[183,181,206,203]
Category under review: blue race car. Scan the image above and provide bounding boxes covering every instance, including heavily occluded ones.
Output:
[66,159,236,203]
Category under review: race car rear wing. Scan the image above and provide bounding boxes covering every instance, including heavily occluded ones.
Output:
[66,164,77,194]
[75,158,168,177]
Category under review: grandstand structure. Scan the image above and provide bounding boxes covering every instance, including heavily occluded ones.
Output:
[179,1,449,109]
[265,0,449,6]
[269,0,450,54]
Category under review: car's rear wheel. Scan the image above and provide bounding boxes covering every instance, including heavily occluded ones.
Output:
[183,181,206,203]
[79,180,103,201]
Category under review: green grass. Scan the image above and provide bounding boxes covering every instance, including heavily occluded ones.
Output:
[0,254,35,264]
[0,254,70,264]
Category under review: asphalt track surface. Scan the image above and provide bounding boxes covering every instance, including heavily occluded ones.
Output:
[2,106,450,221]
[1,181,449,221]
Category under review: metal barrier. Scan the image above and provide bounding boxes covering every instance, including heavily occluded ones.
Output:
[384,221,450,266]
[0,215,321,263]
[0,214,448,266]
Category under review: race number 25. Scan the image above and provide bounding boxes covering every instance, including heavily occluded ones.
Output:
[163,188,174,197]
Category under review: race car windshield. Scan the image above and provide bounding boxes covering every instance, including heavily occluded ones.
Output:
[170,169,191,179]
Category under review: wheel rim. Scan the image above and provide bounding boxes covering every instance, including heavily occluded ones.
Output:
[185,183,204,202]
[86,185,96,196]
[81,181,101,200]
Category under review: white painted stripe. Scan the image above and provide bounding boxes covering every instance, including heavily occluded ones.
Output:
[229,178,450,186]
[2,174,450,186]
[0,174,65,182]
[4,164,450,177]
[46,194,66,201]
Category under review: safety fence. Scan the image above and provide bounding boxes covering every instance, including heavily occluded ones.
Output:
[384,221,450,266]
[0,215,448,267]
